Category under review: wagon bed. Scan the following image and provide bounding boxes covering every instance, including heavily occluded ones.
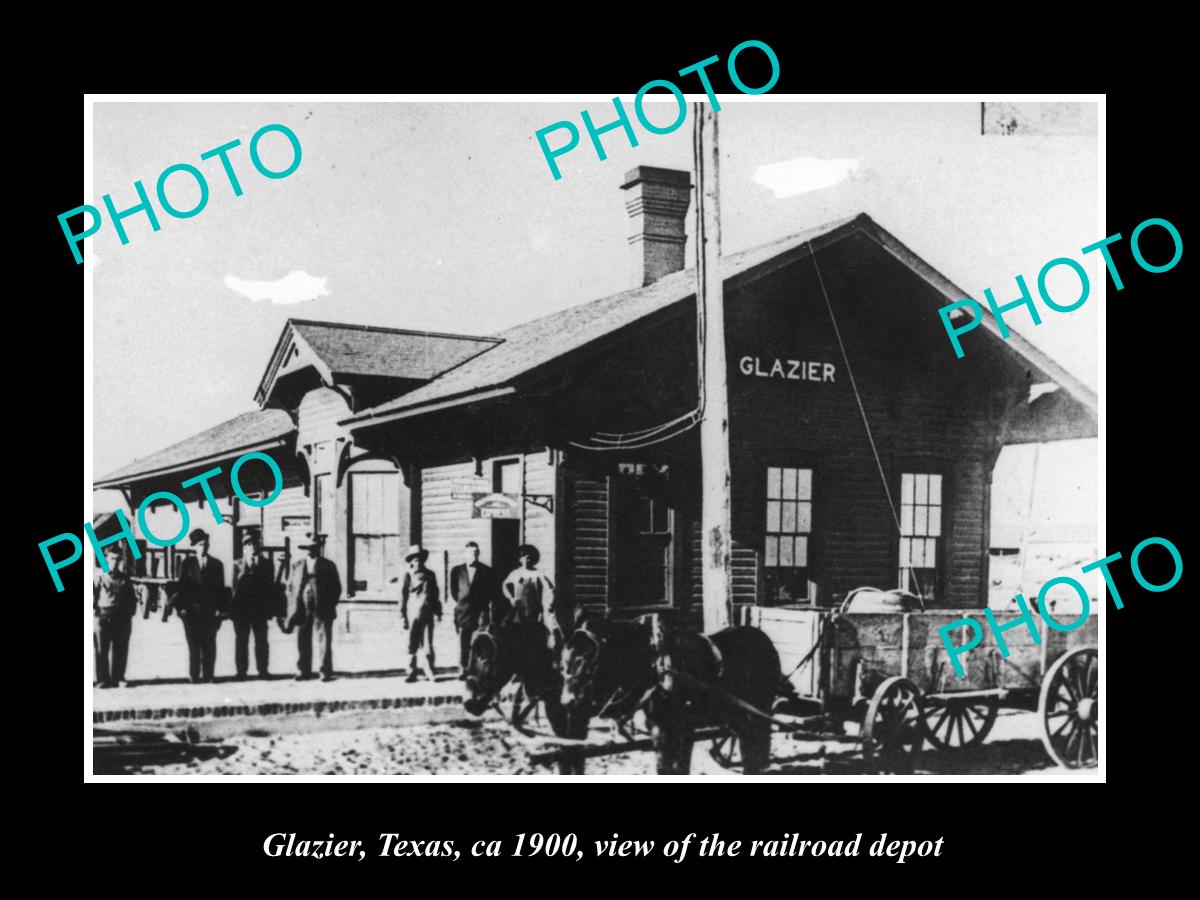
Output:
[747,603,1098,769]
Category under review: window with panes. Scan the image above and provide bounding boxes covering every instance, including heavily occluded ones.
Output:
[899,472,943,601]
[764,466,813,602]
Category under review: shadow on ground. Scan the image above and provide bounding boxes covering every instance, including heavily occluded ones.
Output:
[759,737,1059,775]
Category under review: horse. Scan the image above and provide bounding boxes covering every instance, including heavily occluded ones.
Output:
[562,616,782,774]
[461,619,588,774]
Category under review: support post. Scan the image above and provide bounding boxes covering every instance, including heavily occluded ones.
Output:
[695,102,733,632]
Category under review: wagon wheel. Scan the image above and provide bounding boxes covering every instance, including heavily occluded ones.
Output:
[862,677,924,774]
[1039,647,1098,769]
[922,696,999,750]
[709,730,741,768]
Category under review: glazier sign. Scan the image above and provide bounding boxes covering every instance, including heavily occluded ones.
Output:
[739,356,837,383]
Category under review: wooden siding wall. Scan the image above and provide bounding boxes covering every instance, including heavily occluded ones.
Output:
[724,234,1028,609]
[564,471,609,607]
[262,484,310,550]
[688,522,759,607]
[420,450,558,587]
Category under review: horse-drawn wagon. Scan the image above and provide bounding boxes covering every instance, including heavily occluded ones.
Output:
[461,587,1098,775]
[745,588,1098,773]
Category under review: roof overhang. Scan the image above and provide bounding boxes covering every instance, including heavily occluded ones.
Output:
[93,436,291,491]
[343,386,517,431]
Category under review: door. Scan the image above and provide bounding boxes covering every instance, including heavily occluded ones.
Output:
[491,518,521,581]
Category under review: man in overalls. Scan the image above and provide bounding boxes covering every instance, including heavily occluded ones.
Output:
[401,544,442,683]
[94,544,137,688]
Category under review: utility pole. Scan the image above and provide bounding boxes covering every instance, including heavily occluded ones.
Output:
[695,102,733,632]
[1018,443,1041,601]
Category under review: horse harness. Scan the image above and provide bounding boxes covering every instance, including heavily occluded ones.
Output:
[575,625,733,726]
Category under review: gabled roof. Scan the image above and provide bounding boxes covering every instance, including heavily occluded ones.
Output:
[255,319,500,406]
[344,213,1097,428]
[95,409,295,488]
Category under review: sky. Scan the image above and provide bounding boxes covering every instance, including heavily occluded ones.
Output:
[91,99,1099,530]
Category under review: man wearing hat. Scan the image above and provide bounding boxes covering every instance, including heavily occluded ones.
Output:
[172,528,228,683]
[400,544,441,683]
[231,531,278,680]
[93,544,138,688]
[283,533,342,681]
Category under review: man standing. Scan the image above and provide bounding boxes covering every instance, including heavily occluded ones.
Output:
[283,534,341,682]
[94,545,137,688]
[503,544,571,649]
[401,544,441,683]
[449,541,497,678]
[231,532,277,680]
[172,529,227,684]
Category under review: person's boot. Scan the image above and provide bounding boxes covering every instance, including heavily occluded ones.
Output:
[406,654,419,683]
[426,653,436,681]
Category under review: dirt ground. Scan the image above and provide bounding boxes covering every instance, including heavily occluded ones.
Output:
[119,708,1086,776]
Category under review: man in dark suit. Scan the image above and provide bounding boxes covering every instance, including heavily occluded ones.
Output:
[170,529,228,684]
[450,541,500,678]
[282,533,341,681]
[231,531,278,680]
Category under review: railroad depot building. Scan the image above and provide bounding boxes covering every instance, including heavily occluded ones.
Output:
[95,166,1097,652]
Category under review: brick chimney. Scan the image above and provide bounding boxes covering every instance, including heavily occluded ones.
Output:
[620,166,693,288]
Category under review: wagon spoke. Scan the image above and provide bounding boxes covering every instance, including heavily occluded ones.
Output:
[1061,675,1080,703]
[1073,722,1090,766]
[962,708,980,737]
[865,678,924,773]
[1071,664,1088,702]
[1040,648,1098,769]
[1051,714,1075,740]
[1064,720,1083,761]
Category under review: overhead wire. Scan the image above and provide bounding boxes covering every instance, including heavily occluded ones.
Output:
[567,102,709,454]
[810,244,926,606]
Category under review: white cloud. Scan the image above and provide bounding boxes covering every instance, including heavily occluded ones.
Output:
[224,270,330,305]
[752,157,860,199]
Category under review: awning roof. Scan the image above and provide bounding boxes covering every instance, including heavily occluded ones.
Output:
[95,409,295,488]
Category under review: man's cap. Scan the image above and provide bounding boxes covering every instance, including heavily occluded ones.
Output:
[405,544,429,563]
[241,531,262,546]
[188,528,210,546]
[298,532,326,549]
